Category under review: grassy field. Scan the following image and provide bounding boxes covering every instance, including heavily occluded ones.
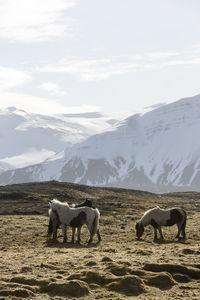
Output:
[0,181,200,299]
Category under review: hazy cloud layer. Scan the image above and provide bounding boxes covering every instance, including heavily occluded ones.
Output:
[0,66,31,89]
[0,1,199,114]
[39,49,200,81]
[0,0,76,42]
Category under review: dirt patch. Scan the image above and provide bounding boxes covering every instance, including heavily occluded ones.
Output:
[143,263,200,279]
[106,275,146,296]
[145,272,176,290]
[173,273,190,283]
[106,264,129,276]
[43,280,89,297]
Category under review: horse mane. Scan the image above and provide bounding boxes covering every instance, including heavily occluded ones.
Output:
[50,199,69,207]
[139,206,161,226]
[143,206,160,217]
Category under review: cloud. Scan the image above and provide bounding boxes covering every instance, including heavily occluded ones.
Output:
[40,58,134,80]
[39,47,200,81]
[38,82,67,96]
[0,91,101,115]
[0,148,56,168]
[0,66,31,90]
[0,91,67,114]
[0,0,76,42]
[147,51,179,58]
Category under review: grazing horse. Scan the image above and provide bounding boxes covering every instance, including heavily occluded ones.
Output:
[135,206,187,241]
[48,199,101,243]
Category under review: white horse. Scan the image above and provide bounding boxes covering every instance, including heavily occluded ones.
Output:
[48,199,101,244]
[47,199,93,242]
[136,206,187,241]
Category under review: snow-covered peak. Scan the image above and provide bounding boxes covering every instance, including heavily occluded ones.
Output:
[1,94,200,193]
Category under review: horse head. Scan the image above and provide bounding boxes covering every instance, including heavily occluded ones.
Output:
[135,222,144,239]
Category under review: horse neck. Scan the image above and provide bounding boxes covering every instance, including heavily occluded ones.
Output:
[140,212,151,227]
[56,203,69,219]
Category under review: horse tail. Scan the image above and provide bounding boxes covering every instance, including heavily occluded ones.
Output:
[48,216,53,236]
[91,208,100,236]
[182,209,187,227]
[47,208,61,236]
[47,208,54,236]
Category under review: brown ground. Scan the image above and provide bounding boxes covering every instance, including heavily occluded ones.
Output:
[0,181,200,299]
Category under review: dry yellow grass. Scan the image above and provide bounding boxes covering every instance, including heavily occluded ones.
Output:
[0,181,200,299]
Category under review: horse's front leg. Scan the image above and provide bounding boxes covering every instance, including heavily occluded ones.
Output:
[61,224,67,243]
[158,226,164,239]
[88,228,94,244]
[53,230,57,240]
[52,221,58,240]
[153,227,158,241]
[71,227,75,243]
[97,229,101,242]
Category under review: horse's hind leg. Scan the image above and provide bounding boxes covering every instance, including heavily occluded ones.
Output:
[97,229,101,242]
[181,222,186,239]
[158,226,164,239]
[176,223,182,239]
[71,227,75,243]
[88,226,95,243]
[77,227,81,243]
[88,233,93,243]
[61,224,67,243]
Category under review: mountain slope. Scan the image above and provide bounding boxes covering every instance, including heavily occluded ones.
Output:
[0,107,119,168]
[1,95,200,192]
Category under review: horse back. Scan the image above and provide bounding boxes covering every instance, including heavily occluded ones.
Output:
[165,208,185,226]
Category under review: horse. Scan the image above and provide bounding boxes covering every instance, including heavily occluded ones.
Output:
[75,199,92,208]
[48,199,101,244]
[135,206,187,241]
[47,199,93,242]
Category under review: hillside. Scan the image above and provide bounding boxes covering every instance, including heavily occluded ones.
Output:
[0,181,200,299]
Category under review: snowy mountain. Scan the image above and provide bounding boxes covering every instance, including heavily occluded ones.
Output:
[1,95,200,193]
[0,107,120,168]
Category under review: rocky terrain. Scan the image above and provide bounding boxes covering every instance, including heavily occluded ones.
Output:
[0,181,200,299]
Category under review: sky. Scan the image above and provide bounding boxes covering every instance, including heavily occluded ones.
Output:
[0,0,200,115]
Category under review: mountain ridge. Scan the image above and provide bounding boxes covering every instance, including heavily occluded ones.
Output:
[1,94,200,193]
